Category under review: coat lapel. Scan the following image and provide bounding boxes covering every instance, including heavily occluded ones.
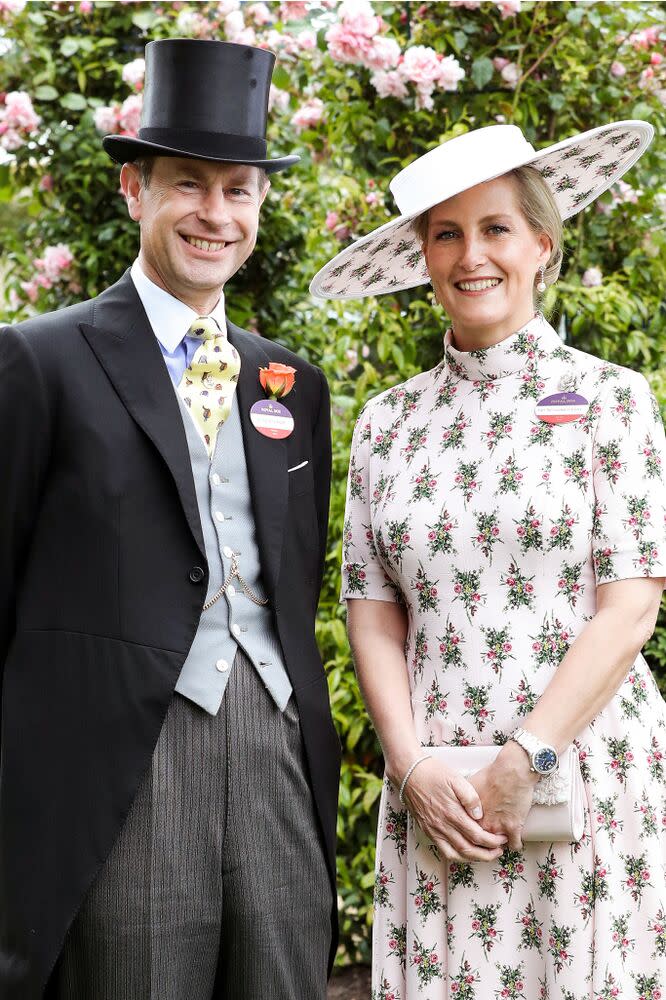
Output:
[78,272,205,558]
[228,321,288,600]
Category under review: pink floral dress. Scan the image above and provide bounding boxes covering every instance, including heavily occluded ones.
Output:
[342,314,666,1000]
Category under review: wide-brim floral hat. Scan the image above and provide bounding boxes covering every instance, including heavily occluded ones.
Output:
[309,120,653,300]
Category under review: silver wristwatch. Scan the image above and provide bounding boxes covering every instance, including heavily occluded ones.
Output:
[510,727,559,776]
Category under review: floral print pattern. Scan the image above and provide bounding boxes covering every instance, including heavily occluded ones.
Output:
[342,315,666,997]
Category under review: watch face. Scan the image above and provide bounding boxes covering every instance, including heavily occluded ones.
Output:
[533,747,558,774]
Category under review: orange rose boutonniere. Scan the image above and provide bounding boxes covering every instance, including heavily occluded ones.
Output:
[258,362,297,400]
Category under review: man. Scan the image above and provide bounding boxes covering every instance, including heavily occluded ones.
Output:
[0,39,340,1000]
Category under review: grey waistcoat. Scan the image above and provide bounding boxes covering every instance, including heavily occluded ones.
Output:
[174,392,292,714]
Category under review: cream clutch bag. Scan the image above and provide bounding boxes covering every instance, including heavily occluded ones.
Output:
[429,744,586,842]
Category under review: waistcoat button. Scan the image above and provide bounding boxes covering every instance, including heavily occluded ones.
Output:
[189,566,205,583]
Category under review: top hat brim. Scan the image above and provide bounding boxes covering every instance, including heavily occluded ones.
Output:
[103,134,299,174]
[310,120,653,301]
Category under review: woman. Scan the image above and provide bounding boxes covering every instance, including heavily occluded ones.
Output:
[311,122,666,997]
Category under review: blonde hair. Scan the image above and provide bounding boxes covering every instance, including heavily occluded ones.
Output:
[412,165,563,292]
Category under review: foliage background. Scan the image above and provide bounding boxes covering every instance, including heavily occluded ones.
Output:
[1,0,665,965]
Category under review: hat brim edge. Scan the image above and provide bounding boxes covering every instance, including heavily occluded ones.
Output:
[309,119,654,300]
[102,135,299,173]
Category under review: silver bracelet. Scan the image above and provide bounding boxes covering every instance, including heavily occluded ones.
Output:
[398,753,433,806]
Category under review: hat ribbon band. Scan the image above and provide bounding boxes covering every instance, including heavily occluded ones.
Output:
[138,127,268,160]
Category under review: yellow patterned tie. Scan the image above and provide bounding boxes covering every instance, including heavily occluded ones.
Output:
[177,316,241,458]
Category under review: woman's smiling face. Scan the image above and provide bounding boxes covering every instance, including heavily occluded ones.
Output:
[423,174,552,350]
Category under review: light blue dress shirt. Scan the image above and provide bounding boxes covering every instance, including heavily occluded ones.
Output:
[130,259,227,388]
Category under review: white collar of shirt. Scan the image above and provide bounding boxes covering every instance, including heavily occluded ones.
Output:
[130,259,227,354]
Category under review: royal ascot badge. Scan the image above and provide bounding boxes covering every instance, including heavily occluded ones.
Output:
[535,391,589,425]
[251,362,297,439]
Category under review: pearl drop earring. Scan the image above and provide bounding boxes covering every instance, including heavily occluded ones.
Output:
[536,265,547,294]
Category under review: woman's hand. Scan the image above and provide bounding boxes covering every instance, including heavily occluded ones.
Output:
[401,757,508,863]
[468,741,539,850]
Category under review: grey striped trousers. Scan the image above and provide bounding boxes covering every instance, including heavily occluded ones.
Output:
[52,650,332,1000]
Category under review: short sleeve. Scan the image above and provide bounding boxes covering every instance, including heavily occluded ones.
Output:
[591,371,666,585]
[340,405,400,603]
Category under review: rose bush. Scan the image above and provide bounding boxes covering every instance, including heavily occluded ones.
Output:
[1,0,665,964]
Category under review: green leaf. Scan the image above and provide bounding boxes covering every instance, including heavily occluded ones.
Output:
[471,56,494,90]
[132,10,157,30]
[60,93,88,111]
[34,86,59,102]
[566,7,585,25]
[60,37,79,57]
[272,66,291,91]
[632,101,654,119]
[548,93,566,112]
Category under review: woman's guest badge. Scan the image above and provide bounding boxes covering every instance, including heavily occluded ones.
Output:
[535,391,589,425]
[252,362,297,439]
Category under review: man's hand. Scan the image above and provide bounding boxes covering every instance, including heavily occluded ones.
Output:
[468,741,539,851]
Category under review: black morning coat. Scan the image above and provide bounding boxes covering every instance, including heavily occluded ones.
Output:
[0,271,341,998]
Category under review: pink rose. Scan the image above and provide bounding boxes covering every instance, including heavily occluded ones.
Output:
[610,60,627,78]
[279,0,308,20]
[94,105,119,135]
[325,0,382,66]
[121,57,146,91]
[224,9,246,40]
[20,279,40,303]
[39,243,74,281]
[326,20,373,64]
[176,8,213,38]
[268,85,290,113]
[438,54,465,91]
[246,2,273,25]
[291,97,325,132]
[3,91,39,130]
[582,266,603,287]
[0,0,27,15]
[497,59,520,88]
[399,45,442,88]
[496,0,521,16]
[629,26,660,50]
[234,27,258,45]
[296,29,317,51]
[0,127,22,151]
[118,94,143,136]
[338,0,381,33]
[215,0,241,15]
[365,35,401,71]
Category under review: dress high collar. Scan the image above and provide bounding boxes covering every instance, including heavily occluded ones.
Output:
[443,313,563,381]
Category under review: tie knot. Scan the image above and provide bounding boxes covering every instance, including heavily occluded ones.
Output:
[189,316,222,342]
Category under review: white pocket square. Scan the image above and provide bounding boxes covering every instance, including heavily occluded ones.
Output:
[287,460,309,473]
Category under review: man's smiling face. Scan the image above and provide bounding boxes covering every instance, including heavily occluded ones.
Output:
[121,156,269,313]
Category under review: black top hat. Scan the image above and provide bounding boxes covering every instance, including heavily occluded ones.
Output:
[103,39,298,173]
